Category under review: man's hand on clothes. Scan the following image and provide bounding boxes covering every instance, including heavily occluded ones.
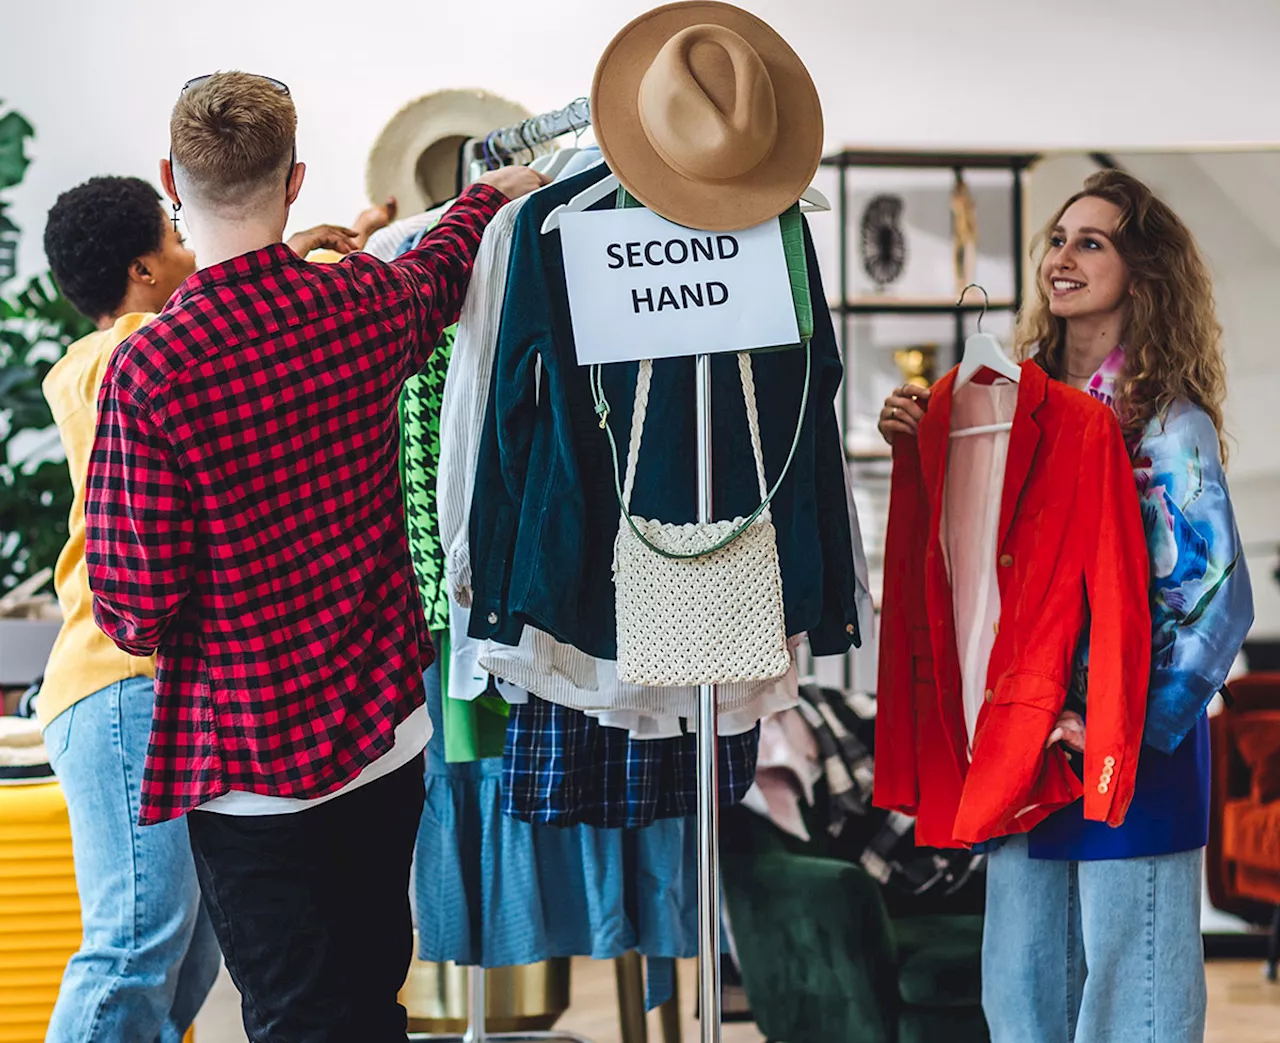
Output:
[286,224,361,257]
[477,166,551,201]
[352,198,398,248]
[1046,710,1086,754]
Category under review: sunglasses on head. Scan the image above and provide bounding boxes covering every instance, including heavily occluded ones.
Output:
[181,73,290,95]
[168,73,296,231]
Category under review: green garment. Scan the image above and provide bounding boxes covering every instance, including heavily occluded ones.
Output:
[399,329,454,633]
[395,219,510,762]
[438,630,509,763]
[402,326,509,763]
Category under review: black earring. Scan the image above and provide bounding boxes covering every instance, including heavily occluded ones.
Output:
[171,201,182,233]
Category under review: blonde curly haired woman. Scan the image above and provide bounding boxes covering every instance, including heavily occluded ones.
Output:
[879,169,1253,1042]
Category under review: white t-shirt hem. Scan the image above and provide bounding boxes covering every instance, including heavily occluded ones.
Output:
[194,703,431,816]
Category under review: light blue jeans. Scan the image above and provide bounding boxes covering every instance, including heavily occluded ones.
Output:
[43,676,222,1043]
[982,834,1206,1043]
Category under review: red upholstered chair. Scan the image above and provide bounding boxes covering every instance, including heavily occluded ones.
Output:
[1207,671,1280,979]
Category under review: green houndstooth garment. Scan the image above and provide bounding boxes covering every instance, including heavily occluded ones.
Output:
[399,326,455,634]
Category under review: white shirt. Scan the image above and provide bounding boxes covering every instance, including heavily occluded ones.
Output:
[196,704,430,815]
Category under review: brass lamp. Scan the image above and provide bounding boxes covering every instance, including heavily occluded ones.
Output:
[399,942,571,1034]
[892,343,938,389]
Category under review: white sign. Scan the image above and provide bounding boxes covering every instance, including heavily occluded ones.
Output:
[559,207,800,366]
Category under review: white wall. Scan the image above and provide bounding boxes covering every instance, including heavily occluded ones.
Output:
[1107,152,1280,637]
[6,0,1279,627]
[5,0,1280,282]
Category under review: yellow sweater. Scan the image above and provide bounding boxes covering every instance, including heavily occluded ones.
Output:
[37,314,156,728]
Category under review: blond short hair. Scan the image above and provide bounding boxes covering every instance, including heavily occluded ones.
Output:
[170,71,296,207]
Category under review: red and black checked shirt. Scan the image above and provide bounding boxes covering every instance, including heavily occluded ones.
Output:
[84,184,506,824]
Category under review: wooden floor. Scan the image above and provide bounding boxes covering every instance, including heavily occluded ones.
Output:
[196,956,1280,1042]
[1205,961,1280,1043]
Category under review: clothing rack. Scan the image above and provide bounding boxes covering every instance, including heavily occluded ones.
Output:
[433,97,727,1043]
[463,98,591,177]
[491,97,590,159]
[420,98,696,1043]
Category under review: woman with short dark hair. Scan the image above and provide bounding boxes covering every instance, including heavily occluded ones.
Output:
[40,174,216,1043]
[39,172,392,1042]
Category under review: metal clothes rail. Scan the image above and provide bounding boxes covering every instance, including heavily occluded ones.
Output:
[425,97,710,1043]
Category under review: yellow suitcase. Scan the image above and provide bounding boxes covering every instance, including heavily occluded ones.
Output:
[0,782,81,1043]
[0,781,195,1042]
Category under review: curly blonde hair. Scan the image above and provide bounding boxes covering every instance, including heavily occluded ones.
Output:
[1014,169,1228,462]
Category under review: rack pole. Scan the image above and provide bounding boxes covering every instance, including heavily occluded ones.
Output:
[694,354,721,1043]
[411,963,596,1043]
[464,967,486,1043]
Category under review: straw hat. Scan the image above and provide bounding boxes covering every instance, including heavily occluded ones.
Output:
[591,1,823,232]
[0,717,49,782]
[366,89,533,213]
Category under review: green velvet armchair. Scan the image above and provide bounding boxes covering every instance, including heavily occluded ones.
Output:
[720,802,988,1043]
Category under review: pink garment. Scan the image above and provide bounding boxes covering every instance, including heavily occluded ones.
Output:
[741,708,822,841]
[939,378,1017,750]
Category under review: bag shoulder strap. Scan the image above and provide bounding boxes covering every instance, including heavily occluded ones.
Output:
[621,353,768,511]
[592,343,812,561]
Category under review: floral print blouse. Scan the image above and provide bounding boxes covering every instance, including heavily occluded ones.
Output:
[1077,345,1253,753]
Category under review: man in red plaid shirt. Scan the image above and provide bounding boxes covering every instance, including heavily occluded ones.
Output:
[83,71,544,1041]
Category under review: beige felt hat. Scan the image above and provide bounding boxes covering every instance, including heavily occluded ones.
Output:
[591,1,823,232]
[366,89,533,212]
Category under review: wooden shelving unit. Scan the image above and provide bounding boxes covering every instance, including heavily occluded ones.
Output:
[821,147,1039,439]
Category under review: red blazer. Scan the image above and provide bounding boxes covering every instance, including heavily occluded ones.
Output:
[873,361,1151,847]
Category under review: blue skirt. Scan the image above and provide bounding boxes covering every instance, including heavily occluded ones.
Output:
[414,660,700,979]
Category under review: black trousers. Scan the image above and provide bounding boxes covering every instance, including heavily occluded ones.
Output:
[188,755,425,1043]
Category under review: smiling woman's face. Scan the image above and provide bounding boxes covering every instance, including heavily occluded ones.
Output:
[1040,195,1132,323]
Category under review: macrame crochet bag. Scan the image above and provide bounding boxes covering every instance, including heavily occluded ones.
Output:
[596,347,810,686]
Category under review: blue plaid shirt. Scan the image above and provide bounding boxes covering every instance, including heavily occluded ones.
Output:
[503,695,759,829]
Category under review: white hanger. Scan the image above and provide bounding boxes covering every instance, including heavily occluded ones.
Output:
[539,147,581,180]
[951,284,1019,439]
[954,284,1020,389]
[542,174,831,233]
[799,185,831,213]
[541,172,621,233]
[533,118,590,180]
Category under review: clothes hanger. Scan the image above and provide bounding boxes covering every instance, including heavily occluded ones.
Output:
[465,133,498,187]
[518,121,540,166]
[538,149,578,180]
[460,137,483,188]
[537,112,589,180]
[541,172,620,233]
[798,186,831,213]
[485,131,504,170]
[526,120,558,175]
[951,283,1020,439]
[541,176,831,233]
[954,284,1020,388]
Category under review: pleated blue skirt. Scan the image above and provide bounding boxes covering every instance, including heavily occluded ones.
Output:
[414,659,700,971]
